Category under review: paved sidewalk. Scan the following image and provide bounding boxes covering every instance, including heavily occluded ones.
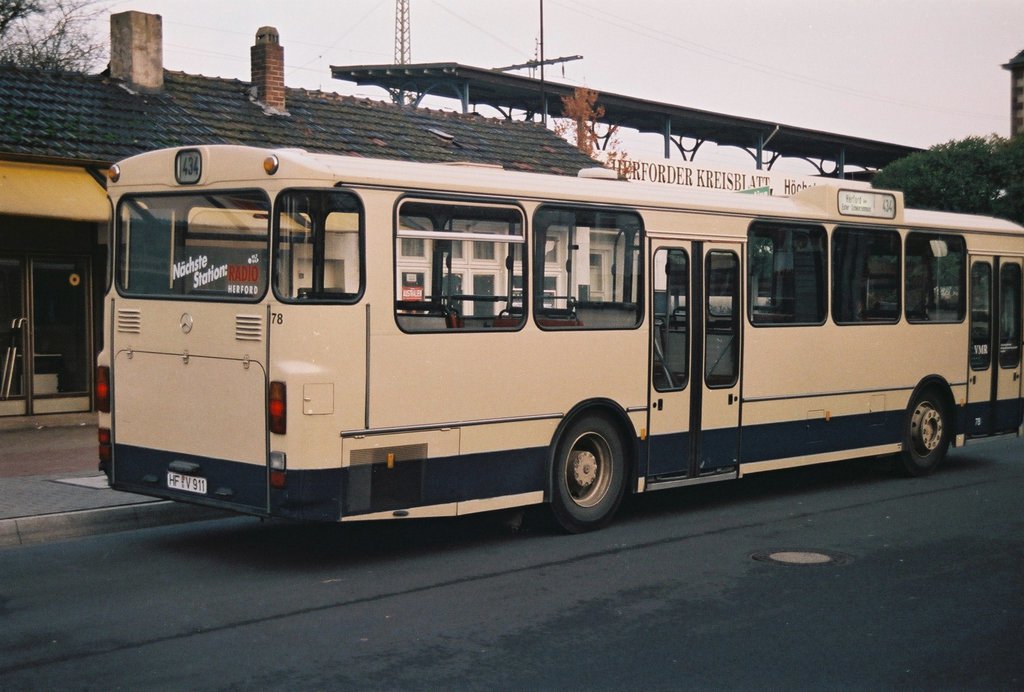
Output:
[1,413,228,548]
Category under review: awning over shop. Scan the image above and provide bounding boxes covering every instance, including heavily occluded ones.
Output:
[0,160,108,223]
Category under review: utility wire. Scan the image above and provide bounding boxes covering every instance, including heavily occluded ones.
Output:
[553,0,1002,122]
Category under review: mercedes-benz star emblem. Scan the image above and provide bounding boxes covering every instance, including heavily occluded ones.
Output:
[180,313,194,334]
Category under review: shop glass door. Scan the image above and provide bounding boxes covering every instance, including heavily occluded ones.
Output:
[30,258,91,413]
[0,256,91,416]
[0,257,26,414]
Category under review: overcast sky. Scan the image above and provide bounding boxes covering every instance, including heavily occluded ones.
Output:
[99,0,1023,171]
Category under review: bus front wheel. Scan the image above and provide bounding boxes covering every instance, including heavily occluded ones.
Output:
[550,415,627,533]
[895,387,951,477]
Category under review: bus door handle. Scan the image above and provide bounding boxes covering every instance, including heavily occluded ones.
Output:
[728,393,737,406]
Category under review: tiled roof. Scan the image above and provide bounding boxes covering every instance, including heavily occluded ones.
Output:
[0,66,598,174]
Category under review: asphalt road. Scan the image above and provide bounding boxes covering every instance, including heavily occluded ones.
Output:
[2,438,1023,691]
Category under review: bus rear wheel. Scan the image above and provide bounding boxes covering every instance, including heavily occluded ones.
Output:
[895,387,951,477]
[550,415,627,533]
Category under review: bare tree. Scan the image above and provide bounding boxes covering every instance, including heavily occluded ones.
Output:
[0,0,106,71]
[552,86,625,163]
[1,1,43,36]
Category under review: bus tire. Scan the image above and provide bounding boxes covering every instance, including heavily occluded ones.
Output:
[895,386,951,477]
[550,414,627,533]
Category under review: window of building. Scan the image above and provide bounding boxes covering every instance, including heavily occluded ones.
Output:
[748,222,827,325]
[401,238,425,257]
[532,206,643,329]
[395,199,524,331]
[832,227,901,323]
[905,233,965,323]
[473,241,494,260]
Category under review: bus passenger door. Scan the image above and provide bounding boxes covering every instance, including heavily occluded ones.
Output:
[648,245,692,477]
[647,242,741,481]
[967,256,1023,437]
[699,246,742,474]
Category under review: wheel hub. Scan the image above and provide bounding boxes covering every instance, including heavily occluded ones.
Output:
[572,450,598,487]
[912,403,942,452]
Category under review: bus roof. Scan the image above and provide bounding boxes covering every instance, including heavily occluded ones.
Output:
[111,144,1024,236]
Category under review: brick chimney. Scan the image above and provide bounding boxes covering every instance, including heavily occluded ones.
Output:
[110,11,163,92]
[251,26,286,113]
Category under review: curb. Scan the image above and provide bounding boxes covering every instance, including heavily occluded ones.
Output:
[0,501,233,548]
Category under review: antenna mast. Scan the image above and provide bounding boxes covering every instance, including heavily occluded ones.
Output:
[395,0,411,65]
[391,0,413,105]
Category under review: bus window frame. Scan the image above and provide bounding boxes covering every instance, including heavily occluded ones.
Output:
[392,194,528,333]
[746,220,828,328]
[115,188,272,304]
[532,203,645,332]
[904,231,966,324]
[831,225,902,326]
[272,186,366,305]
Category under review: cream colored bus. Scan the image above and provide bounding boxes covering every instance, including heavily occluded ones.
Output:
[96,145,1024,532]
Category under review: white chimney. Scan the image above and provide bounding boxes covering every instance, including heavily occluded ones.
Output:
[110,11,163,92]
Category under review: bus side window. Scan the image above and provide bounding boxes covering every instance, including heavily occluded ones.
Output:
[533,206,644,330]
[832,227,900,324]
[274,190,363,303]
[905,233,965,323]
[394,201,525,332]
[748,222,826,326]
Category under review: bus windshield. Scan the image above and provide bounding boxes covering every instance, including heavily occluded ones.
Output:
[116,190,270,300]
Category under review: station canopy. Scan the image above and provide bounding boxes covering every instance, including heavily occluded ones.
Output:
[331,62,921,176]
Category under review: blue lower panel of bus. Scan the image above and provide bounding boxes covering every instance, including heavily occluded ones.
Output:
[647,410,906,477]
[963,400,1023,437]
[739,410,905,463]
[645,427,738,476]
[341,446,548,517]
[111,444,269,514]
[111,442,549,521]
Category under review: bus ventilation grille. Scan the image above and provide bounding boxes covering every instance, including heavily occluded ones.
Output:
[117,308,142,334]
[235,314,264,342]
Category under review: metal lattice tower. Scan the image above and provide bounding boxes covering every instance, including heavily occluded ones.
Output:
[394,0,411,65]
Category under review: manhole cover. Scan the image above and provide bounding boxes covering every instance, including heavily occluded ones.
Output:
[751,550,851,566]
